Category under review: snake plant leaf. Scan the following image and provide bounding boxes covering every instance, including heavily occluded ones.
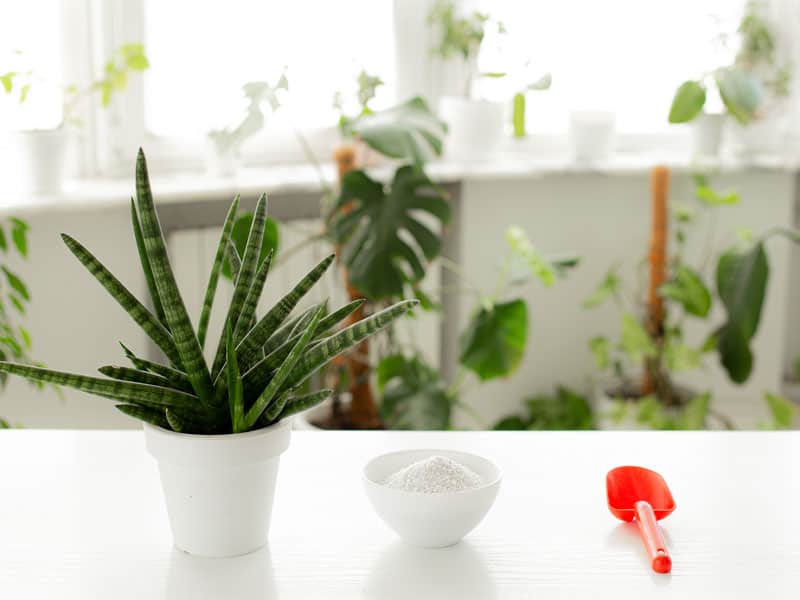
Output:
[236,254,335,371]
[99,365,178,390]
[61,234,182,368]
[339,96,446,165]
[198,195,239,349]
[165,409,185,432]
[277,389,332,420]
[119,342,193,393]
[715,241,768,383]
[211,194,267,378]
[331,166,449,300]
[225,241,242,282]
[116,404,169,428]
[244,306,324,429]
[226,323,245,432]
[135,149,214,405]
[0,362,198,410]
[222,210,279,280]
[263,389,291,423]
[263,299,363,356]
[233,248,274,343]
[285,299,418,389]
[377,353,451,430]
[130,198,166,326]
[459,299,528,381]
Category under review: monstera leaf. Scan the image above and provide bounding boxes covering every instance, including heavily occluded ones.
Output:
[330,166,450,300]
[459,299,528,381]
[340,96,447,165]
[377,354,451,430]
[715,241,768,383]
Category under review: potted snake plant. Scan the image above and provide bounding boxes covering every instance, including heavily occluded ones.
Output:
[0,150,416,557]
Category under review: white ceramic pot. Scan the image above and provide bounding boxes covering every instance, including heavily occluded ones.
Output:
[568,110,615,162]
[10,128,68,194]
[144,419,291,557]
[691,113,725,158]
[205,138,239,177]
[438,97,504,162]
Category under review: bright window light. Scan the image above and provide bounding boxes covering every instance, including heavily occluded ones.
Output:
[0,0,63,130]
[478,0,745,134]
[143,0,396,138]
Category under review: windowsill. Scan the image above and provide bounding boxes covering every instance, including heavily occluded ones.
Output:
[3,150,799,217]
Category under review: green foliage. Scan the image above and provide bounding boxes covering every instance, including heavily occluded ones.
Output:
[493,387,593,430]
[331,166,450,300]
[589,336,610,370]
[0,151,416,434]
[695,186,739,206]
[427,0,491,61]
[715,67,764,125]
[582,267,621,308]
[763,392,795,429]
[377,354,451,430]
[620,313,656,363]
[340,96,447,166]
[91,43,150,107]
[659,265,711,318]
[609,392,711,430]
[505,226,567,287]
[715,242,768,383]
[460,299,527,381]
[668,80,706,123]
[222,210,279,280]
[356,69,384,111]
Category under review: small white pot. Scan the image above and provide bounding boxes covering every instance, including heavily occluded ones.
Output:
[568,110,615,162]
[205,138,239,177]
[10,128,68,194]
[438,97,504,162]
[691,114,725,158]
[144,420,291,557]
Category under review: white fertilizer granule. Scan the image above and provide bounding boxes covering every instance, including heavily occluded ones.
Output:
[383,455,483,493]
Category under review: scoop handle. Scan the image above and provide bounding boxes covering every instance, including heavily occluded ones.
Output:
[634,500,672,573]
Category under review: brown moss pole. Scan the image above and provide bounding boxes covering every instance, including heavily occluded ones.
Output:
[332,143,381,429]
[643,165,670,395]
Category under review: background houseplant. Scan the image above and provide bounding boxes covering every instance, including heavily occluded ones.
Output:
[2,43,149,192]
[668,1,790,157]
[0,149,416,555]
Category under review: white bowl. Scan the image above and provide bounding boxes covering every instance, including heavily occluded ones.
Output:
[363,449,502,548]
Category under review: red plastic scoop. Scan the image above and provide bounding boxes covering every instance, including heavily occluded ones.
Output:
[606,466,676,574]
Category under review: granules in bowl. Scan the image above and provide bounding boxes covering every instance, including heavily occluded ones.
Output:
[383,455,483,493]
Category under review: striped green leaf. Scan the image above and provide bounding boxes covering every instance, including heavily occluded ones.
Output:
[99,365,177,389]
[233,249,274,343]
[130,198,167,326]
[277,389,332,420]
[61,234,182,368]
[211,194,268,378]
[198,195,239,349]
[263,299,363,356]
[225,241,242,282]
[165,409,185,432]
[119,342,193,393]
[263,389,291,423]
[285,300,418,388]
[226,323,245,432]
[244,306,323,429]
[0,362,198,410]
[237,254,335,371]
[135,149,213,405]
[116,404,169,428]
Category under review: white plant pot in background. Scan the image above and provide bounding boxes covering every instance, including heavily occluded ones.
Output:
[205,137,239,177]
[439,97,504,162]
[568,110,615,162]
[691,114,725,158]
[144,419,291,557]
[9,128,68,194]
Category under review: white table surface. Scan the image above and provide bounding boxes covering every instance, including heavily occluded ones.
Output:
[1,430,798,599]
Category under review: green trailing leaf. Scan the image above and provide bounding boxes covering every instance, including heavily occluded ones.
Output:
[377,354,451,430]
[244,306,323,429]
[99,365,178,390]
[679,393,711,430]
[716,67,764,125]
[620,313,656,362]
[11,218,28,257]
[340,96,447,165]
[135,149,214,404]
[61,234,182,368]
[664,340,702,372]
[659,265,711,318]
[764,392,795,429]
[119,342,193,393]
[526,386,593,430]
[233,249,274,343]
[285,300,418,389]
[505,226,556,286]
[0,362,198,410]
[115,404,168,429]
[222,211,279,280]
[276,389,332,421]
[695,186,739,206]
[211,194,268,377]
[459,299,528,381]
[331,166,450,300]
[2,267,29,300]
[236,254,335,371]
[668,80,706,123]
[715,242,768,383]
[130,198,166,325]
[589,336,610,370]
[226,324,245,432]
[583,267,621,308]
[198,195,239,349]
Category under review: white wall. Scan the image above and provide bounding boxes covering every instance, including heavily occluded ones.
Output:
[1,168,796,429]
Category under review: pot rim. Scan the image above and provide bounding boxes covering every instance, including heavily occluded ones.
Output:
[142,417,290,441]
